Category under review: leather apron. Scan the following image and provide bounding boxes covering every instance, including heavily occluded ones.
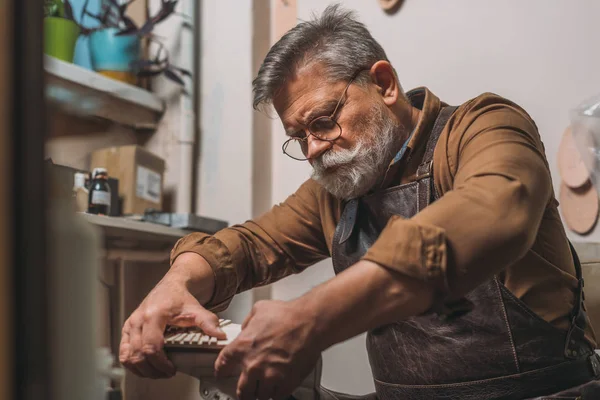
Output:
[331,106,600,400]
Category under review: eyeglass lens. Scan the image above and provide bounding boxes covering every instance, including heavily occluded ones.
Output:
[283,117,342,160]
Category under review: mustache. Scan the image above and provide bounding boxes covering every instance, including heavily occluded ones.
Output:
[311,140,364,172]
[309,104,404,200]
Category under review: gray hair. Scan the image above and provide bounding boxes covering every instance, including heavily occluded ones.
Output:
[252,4,392,110]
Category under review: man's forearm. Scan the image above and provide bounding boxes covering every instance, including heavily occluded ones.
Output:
[168,252,215,305]
[297,260,435,351]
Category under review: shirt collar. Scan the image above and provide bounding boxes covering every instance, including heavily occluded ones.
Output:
[377,87,442,189]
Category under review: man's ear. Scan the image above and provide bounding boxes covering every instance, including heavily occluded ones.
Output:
[369,61,399,107]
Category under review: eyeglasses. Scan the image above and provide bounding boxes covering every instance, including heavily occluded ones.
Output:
[282,69,369,161]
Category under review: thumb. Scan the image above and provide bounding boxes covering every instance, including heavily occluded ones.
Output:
[191,306,227,339]
[241,306,256,329]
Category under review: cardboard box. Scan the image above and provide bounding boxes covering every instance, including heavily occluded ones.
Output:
[90,145,165,215]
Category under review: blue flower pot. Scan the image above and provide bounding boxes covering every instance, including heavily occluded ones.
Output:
[89,28,141,84]
[72,0,102,70]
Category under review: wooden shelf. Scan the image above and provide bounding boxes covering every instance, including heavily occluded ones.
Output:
[79,213,188,253]
[44,55,165,130]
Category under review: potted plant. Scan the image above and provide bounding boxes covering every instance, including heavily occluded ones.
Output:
[81,0,189,87]
[44,0,81,63]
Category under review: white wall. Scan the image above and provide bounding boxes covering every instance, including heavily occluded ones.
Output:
[269,0,600,394]
[197,0,255,323]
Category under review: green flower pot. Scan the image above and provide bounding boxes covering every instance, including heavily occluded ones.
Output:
[44,17,80,62]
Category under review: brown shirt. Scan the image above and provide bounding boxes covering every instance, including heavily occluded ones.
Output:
[170,87,596,345]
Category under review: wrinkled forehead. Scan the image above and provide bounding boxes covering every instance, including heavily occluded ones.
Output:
[272,64,348,126]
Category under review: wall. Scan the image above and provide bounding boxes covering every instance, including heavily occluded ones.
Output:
[196,0,255,323]
[144,0,189,212]
[268,0,600,394]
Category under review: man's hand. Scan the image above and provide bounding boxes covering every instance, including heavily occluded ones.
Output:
[213,260,435,400]
[214,300,321,400]
[119,253,225,379]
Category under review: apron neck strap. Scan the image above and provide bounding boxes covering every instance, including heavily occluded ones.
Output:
[416,105,458,178]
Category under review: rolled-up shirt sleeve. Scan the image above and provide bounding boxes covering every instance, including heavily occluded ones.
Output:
[170,179,330,311]
[362,99,553,310]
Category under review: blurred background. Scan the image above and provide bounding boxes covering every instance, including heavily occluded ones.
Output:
[3,0,600,399]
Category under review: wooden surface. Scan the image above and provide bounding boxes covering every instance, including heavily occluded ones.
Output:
[558,126,590,188]
[80,213,187,253]
[559,181,599,235]
[274,0,296,41]
[378,0,403,12]
[252,0,273,305]
[0,0,12,398]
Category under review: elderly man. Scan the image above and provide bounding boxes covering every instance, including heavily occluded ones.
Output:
[119,5,600,400]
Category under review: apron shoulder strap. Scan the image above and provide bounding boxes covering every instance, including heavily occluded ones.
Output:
[564,240,591,358]
[416,105,458,177]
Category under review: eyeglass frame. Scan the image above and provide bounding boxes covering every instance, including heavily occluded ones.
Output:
[281,68,371,161]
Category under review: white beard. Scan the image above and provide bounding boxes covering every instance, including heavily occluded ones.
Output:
[311,104,404,200]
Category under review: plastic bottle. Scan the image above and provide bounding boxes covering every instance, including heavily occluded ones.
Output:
[88,168,111,215]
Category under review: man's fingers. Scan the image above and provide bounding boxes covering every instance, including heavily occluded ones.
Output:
[128,322,144,360]
[122,323,150,377]
[256,374,276,400]
[127,322,164,378]
[241,306,256,330]
[168,313,199,328]
[143,348,176,378]
[193,307,226,339]
[140,313,175,377]
[214,343,245,377]
[119,327,132,364]
[271,385,285,400]
[237,369,258,400]
[118,329,147,377]
[166,303,225,339]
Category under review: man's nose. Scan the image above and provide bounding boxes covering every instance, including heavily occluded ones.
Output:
[305,134,332,160]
